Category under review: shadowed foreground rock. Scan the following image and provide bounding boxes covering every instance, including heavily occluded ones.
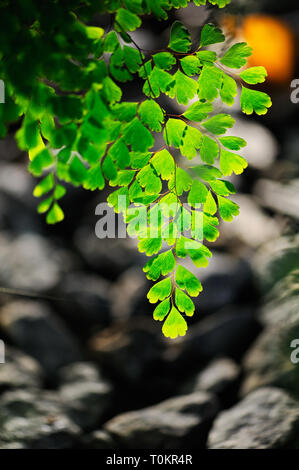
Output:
[58,362,112,430]
[104,392,219,449]
[0,389,80,449]
[0,301,81,378]
[208,387,299,449]
[0,346,43,391]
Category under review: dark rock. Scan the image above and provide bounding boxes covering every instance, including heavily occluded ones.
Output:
[0,346,43,392]
[0,389,80,449]
[208,387,299,449]
[241,268,299,397]
[177,308,261,365]
[110,267,152,320]
[104,392,219,449]
[193,254,253,313]
[58,362,112,430]
[53,271,111,336]
[0,135,23,162]
[0,162,42,233]
[73,226,142,280]
[0,301,81,379]
[241,313,299,398]
[88,318,164,383]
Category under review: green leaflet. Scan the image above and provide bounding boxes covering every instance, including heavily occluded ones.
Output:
[202,114,235,135]
[176,265,203,297]
[147,277,172,303]
[162,307,188,339]
[241,87,272,116]
[144,250,176,280]
[175,289,195,316]
[183,102,213,122]
[218,195,240,221]
[153,52,176,70]
[2,0,270,339]
[198,65,223,101]
[180,56,201,76]
[174,69,198,105]
[138,100,164,132]
[200,24,225,47]
[115,8,141,32]
[220,148,248,176]
[151,149,174,180]
[168,21,192,53]
[220,42,253,69]
[240,66,268,85]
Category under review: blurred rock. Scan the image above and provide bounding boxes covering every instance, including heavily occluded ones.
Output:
[58,362,112,430]
[58,361,101,384]
[104,392,219,449]
[226,118,278,171]
[177,308,261,365]
[73,226,142,280]
[251,235,299,294]
[0,346,43,392]
[0,301,81,379]
[180,358,240,398]
[254,179,299,221]
[0,389,80,449]
[83,430,115,449]
[260,270,299,325]
[53,271,111,337]
[110,267,151,320]
[88,318,164,383]
[208,387,299,449]
[0,232,75,292]
[0,135,23,162]
[185,254,253,314]
[221,195,280,248]
[0,162,42,232]
[241,310,299,398]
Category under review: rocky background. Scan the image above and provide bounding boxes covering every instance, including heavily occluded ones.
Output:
[0,0,299,449]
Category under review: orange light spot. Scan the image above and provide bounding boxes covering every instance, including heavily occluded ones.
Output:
[243,15,294,84]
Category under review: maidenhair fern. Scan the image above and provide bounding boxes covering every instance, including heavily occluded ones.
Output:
[0,0,272,338]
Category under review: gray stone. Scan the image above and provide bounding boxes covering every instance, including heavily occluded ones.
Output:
[58,362,102,384]
[181,359,240,397]
[254,179,299,221]
[89,318,164,383]
[178,308,260,363]
[221,195,280,248]
[0,346,42,391]
[54,271,111,336]
[189,254,252,313]
[226,118,278,170]
[251,235,299,294]
[0,232,75,292]
[0,389,80,449]
[58,362,112,430]
[0,301,81,378]
[104,392,219,449]
[83,430,115,449]
[208,387,299,449]
[241,317,299,397]
[73,226,141,280]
